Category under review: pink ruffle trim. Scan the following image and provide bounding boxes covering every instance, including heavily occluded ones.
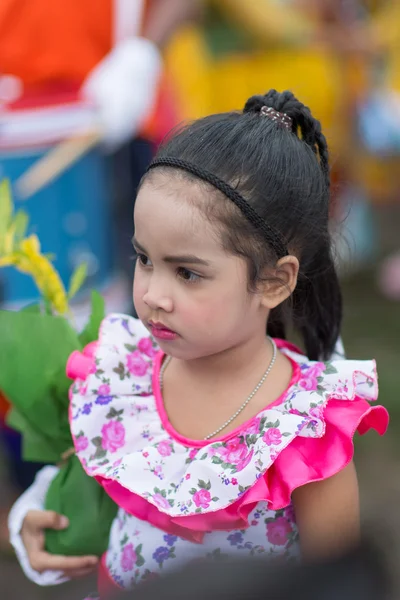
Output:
[94,396,388,544]
[66,342,97,380]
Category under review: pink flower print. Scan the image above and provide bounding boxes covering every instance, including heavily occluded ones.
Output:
[143,452,149,458]
[263,428,282,446]
[189,448,198,460]
[251,520,258,526]
[101,420,126,453]
[75,435,89,452]
[236,449,254,472]
[138,337,157,358]
[154,465,163,478]
[269,450,279,462]
[98,383,110,396]
[298,376,318,391]
[79,385,88,396]
[284,504,296,523]
[121,543,137,572]
[245,417,261,436]
[231,478,238,485]
[185,474,191,480]
[193,489,211,509]
[298,363,324,391]
[309,405,324,421]
[307,363,325,379]
[153,493,170,510]
[266,517,292,546]
[335,379,349,396]
[126,351,149,376]
[157,440,172,457]
[218,438,252,468]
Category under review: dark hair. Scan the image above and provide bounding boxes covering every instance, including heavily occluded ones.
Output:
[143,89,342,360]
[113,539,390,600]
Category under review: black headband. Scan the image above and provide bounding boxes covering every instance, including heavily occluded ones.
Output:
[146,157,288,258]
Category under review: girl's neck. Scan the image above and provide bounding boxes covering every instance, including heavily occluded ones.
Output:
[171,332,274,389]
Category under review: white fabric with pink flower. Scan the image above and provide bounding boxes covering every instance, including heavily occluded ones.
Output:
[66,314,388,588]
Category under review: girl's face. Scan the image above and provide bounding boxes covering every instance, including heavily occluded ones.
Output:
[133,174,270,360]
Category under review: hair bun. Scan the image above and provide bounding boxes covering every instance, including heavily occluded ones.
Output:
[243,95,266,115]
[244,89,330,190]
[243,90,298,122]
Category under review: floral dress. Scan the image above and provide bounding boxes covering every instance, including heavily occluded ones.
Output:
[67,314,388,599]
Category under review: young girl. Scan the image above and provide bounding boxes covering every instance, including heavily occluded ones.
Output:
[9,89,388,598]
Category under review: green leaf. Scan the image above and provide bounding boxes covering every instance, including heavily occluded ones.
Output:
[136,544,143,554]
[45,456,118,556]
[7,407,64,463]
[113,362,126,381]
[189,488,197,495]
[106,407,119,419]
[93,447,107,460]
[211,456,223,465]
[91,436,102,447]
[120,534,129,547]
[20,303,42,314]
[136,555,145,567]
[246,434,257,446]
[78,290,105,347]
[324,363,338,375]
[0,310,80,461]
[124,344,137,353]
[68,263,88,300]
[198,479,207,489]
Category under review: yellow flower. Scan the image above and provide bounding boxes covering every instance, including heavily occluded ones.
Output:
[16,236,69,314]
[0,254,18,268]
[0,179,86,315]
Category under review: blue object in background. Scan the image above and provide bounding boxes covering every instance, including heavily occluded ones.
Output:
[0,145,114,305]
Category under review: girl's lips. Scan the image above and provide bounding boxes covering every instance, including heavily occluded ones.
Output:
[149,324,178,341]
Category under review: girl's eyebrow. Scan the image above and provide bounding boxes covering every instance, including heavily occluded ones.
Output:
[132,237,211,267]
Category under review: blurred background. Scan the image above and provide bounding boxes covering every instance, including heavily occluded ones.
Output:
[0,1,399,597]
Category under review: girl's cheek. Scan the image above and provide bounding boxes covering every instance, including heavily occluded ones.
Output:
[133,274,147,303]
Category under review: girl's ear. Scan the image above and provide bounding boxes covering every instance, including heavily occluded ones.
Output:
[259,255,299,309]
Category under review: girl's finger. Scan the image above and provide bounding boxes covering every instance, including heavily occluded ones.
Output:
[30,551,98,573]
[63,566,98,579]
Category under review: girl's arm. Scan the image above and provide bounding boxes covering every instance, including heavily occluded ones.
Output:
[8,466,98,585]
[292,461,360,560]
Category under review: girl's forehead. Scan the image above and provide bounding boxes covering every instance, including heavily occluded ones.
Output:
[134,176,219,251]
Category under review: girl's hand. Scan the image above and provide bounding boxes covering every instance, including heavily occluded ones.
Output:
[21,510,99,578]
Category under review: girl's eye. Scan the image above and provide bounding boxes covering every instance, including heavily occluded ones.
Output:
[136,253,152,267]
[177,267,201,283]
